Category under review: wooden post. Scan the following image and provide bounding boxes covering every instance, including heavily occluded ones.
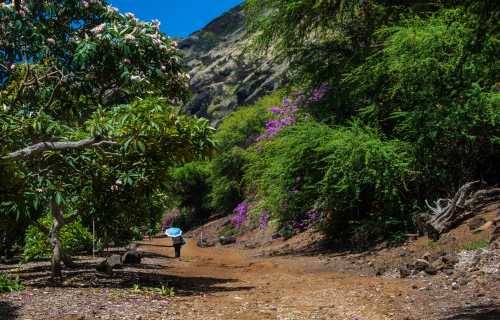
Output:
[92,217,95,258]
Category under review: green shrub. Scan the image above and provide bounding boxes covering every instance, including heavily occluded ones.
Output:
[219,223,239,238]
[207,92,283,214]
[208,147,248,214]
[214,93,279,150]
[166,161,211,230]
[244,121,417,243]
[244,122,330,226]
[317,124,417,241]
[462,239,489,250]
[22,215,93,262]
[346,9,500,193]
[0,272,23,293]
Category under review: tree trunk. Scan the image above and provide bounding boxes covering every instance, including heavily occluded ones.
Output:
[49,198,75,280]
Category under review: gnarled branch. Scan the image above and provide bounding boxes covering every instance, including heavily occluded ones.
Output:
[1,137,118,161]
[423,182,500,240]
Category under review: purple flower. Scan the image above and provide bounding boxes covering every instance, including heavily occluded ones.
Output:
[270,106,285,114]
[231,202,249,229]
[306,209,321,227]
[259,211,269,229]
[306,84,329,105]
[256,88,325,142]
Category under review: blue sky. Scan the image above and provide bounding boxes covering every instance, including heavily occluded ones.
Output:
[109,0,243,38]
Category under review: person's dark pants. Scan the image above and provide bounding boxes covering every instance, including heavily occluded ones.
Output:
[174,244,181,258]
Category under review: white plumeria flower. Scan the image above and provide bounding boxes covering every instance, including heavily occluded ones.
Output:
[125,12,135,19]
[115,179,123,185]
[47,38,56,45]
[124,34,136,41]
[151,19,161,30]
[91,23,106,34]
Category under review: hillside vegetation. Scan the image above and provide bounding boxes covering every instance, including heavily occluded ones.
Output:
[164,0,500,247]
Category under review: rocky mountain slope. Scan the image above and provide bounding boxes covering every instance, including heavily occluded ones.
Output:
[179,5,287,125]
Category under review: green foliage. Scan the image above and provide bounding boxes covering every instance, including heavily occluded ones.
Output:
[0,272,23,293]
[317,124,417,239]
[244,122,330,225]
[244,121,416,241]
[207,93,281,214]
[130,282,175,297]
[346,8,500,191]
[214,93,277,150]
[0,1,215,263]
[245,0,439,87]
[164,161,211,230]
[22,215,92,262]
[154,285,175,297]
[243,1,500,245]
[208,147,247,215]
[219,223,239,238]
[462,239,489,251]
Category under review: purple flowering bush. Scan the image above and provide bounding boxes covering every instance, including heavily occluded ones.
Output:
[245,120,416,242]
[256,86,328,142]
[230,202,249,229]
[258,211,270,229]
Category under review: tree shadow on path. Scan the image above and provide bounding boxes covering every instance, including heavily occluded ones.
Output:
[10,260,254,297]
[0,301,19,320]
[442,304,500,320]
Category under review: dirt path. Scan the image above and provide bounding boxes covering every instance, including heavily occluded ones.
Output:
[2,236,499,320]
[135,237,414,320]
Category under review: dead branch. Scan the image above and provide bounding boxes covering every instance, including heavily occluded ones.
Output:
[424,182,500,240]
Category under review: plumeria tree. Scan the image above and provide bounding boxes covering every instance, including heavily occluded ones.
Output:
[0,0,214,279]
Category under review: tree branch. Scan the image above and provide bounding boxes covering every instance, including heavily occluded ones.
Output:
[39,70,66,114]
[1,137,118,161]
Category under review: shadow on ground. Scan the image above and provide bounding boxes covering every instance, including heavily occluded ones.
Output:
[9,260,253,297]
[0,301,19,320]
[443,304,500,320]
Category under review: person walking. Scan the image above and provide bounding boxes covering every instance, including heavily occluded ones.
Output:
[164,227,185,258]
[172,235,185,258]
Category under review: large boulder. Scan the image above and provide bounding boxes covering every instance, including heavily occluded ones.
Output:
[414,258,437,275]
[122,250,142,265]
[219,236,236,245]
[96,254,122,275]
[197,239,215,248]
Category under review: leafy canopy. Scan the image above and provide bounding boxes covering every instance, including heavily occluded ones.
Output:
[0,1,214,240]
